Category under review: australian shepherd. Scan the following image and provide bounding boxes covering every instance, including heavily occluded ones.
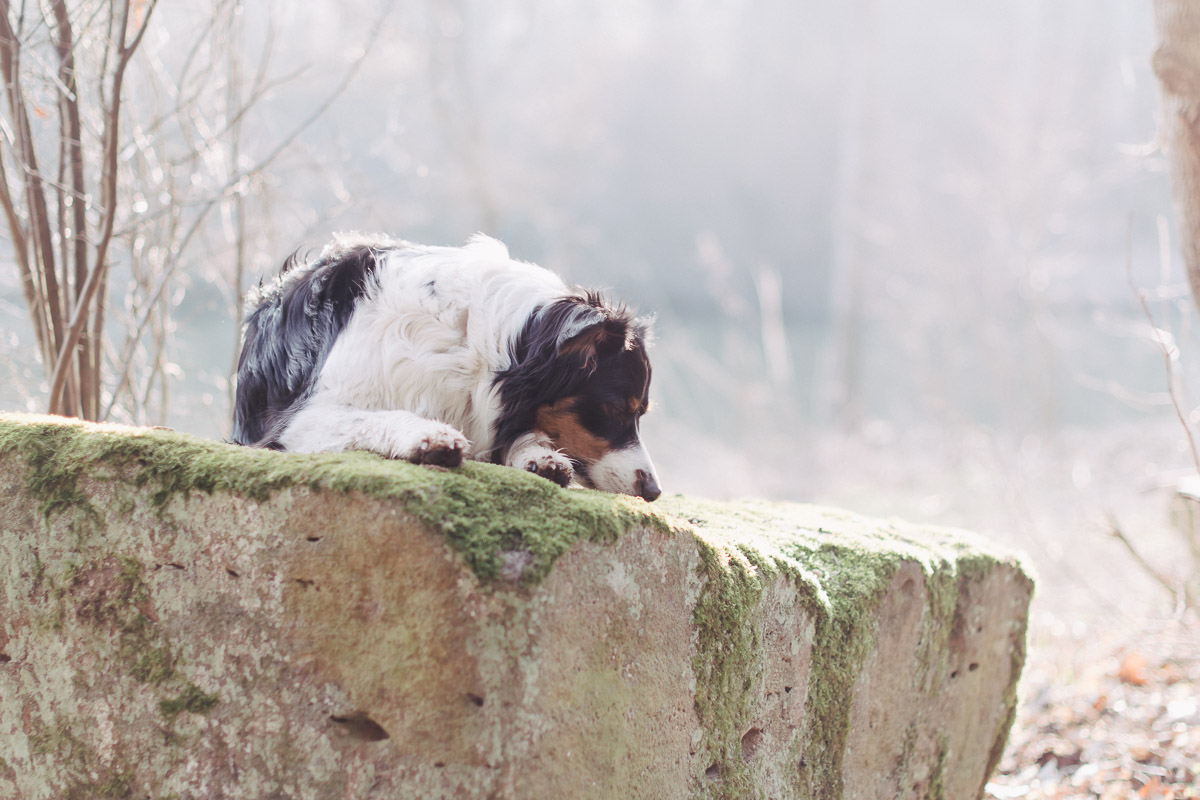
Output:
[231,234,661,501]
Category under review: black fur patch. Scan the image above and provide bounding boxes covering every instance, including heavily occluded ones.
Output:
[567,345,651,451]
[232,245,381,447]
[492,292,649,462]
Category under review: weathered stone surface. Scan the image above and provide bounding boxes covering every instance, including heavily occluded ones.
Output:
[0,413,1033,799]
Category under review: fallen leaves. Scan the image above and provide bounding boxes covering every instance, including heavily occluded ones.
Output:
[1120,652,1150,687]
[987,629,1200,800]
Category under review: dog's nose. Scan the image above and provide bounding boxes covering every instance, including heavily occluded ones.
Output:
[636,470,661,502]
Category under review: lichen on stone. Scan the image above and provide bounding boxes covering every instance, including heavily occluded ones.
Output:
[656,495,1032,800]
[0,413,1033,800]
[0,412,681,586]
[689,538,768,796]
[158,682,220,720]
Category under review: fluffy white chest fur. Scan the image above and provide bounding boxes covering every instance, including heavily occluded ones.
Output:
[233,234,662,501]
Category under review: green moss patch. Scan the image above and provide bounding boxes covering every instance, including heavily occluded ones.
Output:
[655,496,1030,800]
[42,551,219,736]
[0,413,681,585]
[158,682,220,720]
[690,539,768,796]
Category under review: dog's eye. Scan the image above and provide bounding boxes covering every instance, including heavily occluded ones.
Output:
[602,403,634,421]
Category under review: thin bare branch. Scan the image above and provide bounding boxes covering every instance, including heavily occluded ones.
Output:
[48,0,160,413]
[1109,514,1187,607]
[0,137,47,363]
[1127,224,1200,478]
[100,4,395,419]
[0,0,65,361]
[51,0,92,416]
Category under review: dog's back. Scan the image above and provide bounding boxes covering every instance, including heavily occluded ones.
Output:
[232,242,382,448]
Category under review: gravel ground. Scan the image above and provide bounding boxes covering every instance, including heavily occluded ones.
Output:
[988,618,1200,799]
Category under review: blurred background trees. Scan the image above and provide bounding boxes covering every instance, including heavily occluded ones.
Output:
[0,0,1190,541]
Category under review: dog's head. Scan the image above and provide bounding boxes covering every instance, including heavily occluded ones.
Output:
[496,293,661,501]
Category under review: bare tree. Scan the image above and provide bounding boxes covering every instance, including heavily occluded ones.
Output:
[0,0,391,426]
[0,0,158,419]
[826,0,877,431]
[1153,1,1200,312]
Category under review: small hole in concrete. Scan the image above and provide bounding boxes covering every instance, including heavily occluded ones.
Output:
[783,686,793,693]
[950,670,959,679]
[226,569,239,579]
[434,762,445,768]
[295,578,314,589]
[466,693,484,707]
[900,578,915,595]
[705,763,723,783]
[0,654,11,663]
[160,563,185,571]
[307,536,322,542]
[969,662,979,672]
[741,728,765,761]
[330,712,390,742]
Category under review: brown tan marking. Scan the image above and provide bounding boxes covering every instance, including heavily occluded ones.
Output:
[533,397,609,462]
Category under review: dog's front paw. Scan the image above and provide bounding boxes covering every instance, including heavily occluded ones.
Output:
[523,451,573,488]
[400,425,469,468]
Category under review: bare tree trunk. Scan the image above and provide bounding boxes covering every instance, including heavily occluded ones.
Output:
[827,0,875,430]
[51,0,92,418]
[429,0,500,233]
[1153,1,1200,312]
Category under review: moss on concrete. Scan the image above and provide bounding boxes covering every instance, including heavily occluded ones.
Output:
[158,682,220,720]
[656,495,1030,800]
[26,722,135,800]
[689,538,768,797]
[0,413,1032,800]
[35,548,218,747]
[929,736,950,800]
[0,413,680,586]
[55,554,178,686]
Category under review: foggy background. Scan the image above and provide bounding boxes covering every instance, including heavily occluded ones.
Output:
[1,1,1194,623]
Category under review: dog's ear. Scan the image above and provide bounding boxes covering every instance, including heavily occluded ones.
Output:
[558,316,630,368]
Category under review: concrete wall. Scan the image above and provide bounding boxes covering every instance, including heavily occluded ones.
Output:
[0,413,1032,799]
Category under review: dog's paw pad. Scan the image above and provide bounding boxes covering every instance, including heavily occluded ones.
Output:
[525,455,572,488]
[407,429,468,468]
[418,443,464,468]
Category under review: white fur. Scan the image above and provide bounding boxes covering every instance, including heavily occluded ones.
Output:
[279,406,469,461]
[278,235,563,462]
[585,440,659,496]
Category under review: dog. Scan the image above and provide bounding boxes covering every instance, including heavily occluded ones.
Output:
[231,234,661,501]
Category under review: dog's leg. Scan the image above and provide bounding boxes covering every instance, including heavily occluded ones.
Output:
[279,402,469,466]
[506,431,573,487]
